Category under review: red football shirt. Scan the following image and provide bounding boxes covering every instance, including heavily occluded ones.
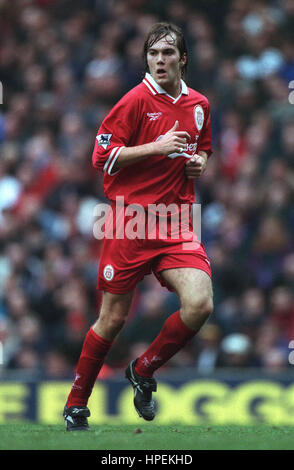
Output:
[92,73,212,208]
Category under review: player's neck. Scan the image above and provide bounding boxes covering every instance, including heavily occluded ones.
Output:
[159,78,182,99]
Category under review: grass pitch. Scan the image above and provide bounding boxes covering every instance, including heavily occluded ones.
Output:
[0,423,294,450]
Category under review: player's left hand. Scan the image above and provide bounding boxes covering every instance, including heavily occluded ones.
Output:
[185,154,207,179]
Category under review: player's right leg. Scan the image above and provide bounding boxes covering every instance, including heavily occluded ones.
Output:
[64,290,134,431]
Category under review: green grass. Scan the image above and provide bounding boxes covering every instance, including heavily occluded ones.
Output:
[0,423,294,450]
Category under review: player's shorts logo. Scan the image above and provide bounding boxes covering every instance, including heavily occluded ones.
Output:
[97,134,112,150]
[194,105,204,131]
[103,264,114,281]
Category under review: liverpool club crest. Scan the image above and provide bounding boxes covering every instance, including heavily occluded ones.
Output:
[194,105,204,131]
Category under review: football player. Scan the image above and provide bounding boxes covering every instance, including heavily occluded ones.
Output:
[64,22,213,431]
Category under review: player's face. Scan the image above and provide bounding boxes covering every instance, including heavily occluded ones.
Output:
[147,34,186,95]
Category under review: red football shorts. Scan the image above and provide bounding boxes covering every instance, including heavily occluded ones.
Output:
[97,203,212,294]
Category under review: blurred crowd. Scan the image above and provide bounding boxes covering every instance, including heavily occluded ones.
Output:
[0,0,294,379]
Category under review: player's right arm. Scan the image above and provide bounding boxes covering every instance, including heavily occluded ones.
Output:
[114,121,190,170]
[92,94,190,175]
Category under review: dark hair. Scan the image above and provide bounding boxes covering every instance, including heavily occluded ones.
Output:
[143,22,188,77]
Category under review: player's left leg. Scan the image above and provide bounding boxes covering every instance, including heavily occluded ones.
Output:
[133,268,213,377]
[161,267,213,330]
[126,268,213,420]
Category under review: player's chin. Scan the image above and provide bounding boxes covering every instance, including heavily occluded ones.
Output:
[156,76,168,82]
[187,175,200,179]
[156,72,171,80]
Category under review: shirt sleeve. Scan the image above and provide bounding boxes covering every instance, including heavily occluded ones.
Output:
[92,93,139,175]
[198,101,213,158]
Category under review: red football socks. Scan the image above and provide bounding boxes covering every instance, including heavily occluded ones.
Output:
[66,327,112,407]
[134,310,198,378]
[67,311,199,405]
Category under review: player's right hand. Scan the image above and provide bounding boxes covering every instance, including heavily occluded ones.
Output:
[156,121,191,155]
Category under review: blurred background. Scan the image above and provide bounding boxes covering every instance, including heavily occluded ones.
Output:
[0,0,294,387]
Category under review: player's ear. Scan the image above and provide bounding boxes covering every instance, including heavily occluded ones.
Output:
[179,54,187,77]
[180,53,187,66]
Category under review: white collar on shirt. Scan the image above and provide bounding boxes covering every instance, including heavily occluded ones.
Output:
[143,72,189,104]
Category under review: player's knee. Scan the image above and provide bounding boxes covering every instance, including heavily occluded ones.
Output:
[182,293,213,323]
[98,308,127,336]
[94,308,127,336]
[108,311,127,331]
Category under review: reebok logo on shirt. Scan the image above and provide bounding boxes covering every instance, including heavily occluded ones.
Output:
[147,112,162,121]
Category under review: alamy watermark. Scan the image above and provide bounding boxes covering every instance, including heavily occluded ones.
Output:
[93,197,202,250]
[289,340,294,365]
[289,80,294,105]
[0,340,3,365]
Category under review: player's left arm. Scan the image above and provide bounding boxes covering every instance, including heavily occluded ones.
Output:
[185,100,212,180]
[185,151,208,179]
